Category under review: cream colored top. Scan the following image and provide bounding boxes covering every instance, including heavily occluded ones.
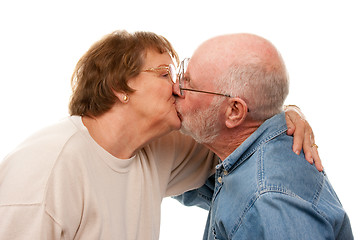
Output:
[0,116,216,240]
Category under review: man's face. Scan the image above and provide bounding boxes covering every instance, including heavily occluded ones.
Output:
[174,57,224,144]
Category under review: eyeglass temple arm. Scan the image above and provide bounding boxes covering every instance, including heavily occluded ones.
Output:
[179,88,250,112]
[180,88,232,97]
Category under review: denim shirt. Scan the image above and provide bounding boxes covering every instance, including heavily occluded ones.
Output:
[175,112,353,240]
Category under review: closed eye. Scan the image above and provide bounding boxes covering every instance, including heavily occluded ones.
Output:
[161,72,169,78]
[183,76,192,87]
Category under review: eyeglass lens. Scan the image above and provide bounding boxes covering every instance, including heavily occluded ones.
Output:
[169,64,176,84]
[179,58,189,96]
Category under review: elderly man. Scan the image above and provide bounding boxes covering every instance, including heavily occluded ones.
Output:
[173,33,353,239]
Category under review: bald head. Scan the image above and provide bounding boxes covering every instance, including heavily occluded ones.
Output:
[192,33,283,80]
[190,33,289,120]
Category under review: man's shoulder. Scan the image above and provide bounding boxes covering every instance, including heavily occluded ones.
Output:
[259,134,324,201]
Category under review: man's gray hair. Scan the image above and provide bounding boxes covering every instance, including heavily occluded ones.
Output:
[215,53,289,121]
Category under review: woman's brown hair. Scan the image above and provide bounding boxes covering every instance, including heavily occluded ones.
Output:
[69,30,179,117]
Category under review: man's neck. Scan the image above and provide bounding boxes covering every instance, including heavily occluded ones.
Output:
[204,120,263,161]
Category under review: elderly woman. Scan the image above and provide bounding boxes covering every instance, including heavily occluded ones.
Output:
[0,30,318,239]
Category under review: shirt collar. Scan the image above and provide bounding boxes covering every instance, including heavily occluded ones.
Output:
[217,112,288,172]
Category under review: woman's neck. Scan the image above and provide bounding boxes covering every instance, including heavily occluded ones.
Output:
[82,107,172,159]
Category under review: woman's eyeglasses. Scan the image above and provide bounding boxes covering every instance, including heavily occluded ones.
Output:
[143,64,177,84]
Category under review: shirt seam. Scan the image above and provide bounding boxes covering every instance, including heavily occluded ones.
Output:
[41,130,83,229]
[229,189,313,238]
[0,202,66,238]
[0,203,42,207]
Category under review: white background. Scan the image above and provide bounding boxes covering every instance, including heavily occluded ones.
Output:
[0,0,359,239]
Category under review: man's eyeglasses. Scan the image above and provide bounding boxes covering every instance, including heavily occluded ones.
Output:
[143,64,177,84]
[178,58,232,98]
[178,58,250,112]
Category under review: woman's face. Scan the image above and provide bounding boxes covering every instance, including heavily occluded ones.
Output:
[126,50,181,133]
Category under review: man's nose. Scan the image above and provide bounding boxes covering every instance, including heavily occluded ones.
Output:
[172,78,184,98]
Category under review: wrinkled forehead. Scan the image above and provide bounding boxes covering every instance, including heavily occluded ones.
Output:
[186,58,218,90]
[187,48,224,85]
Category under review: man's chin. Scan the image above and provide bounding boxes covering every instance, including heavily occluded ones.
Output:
[179,125,192,137]
[179,125,202,143]
[179,126,189,136]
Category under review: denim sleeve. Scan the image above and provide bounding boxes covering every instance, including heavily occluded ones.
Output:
[172,174,215,211]
[232,191,349,240]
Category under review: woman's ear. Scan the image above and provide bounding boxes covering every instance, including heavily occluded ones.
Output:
[225,98,248,128]
[114,91,130,104]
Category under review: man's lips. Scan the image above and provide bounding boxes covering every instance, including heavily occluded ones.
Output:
[176,111,183,121]
[175,104,183,121]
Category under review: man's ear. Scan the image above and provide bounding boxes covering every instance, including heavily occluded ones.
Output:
[225,98,248,128]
